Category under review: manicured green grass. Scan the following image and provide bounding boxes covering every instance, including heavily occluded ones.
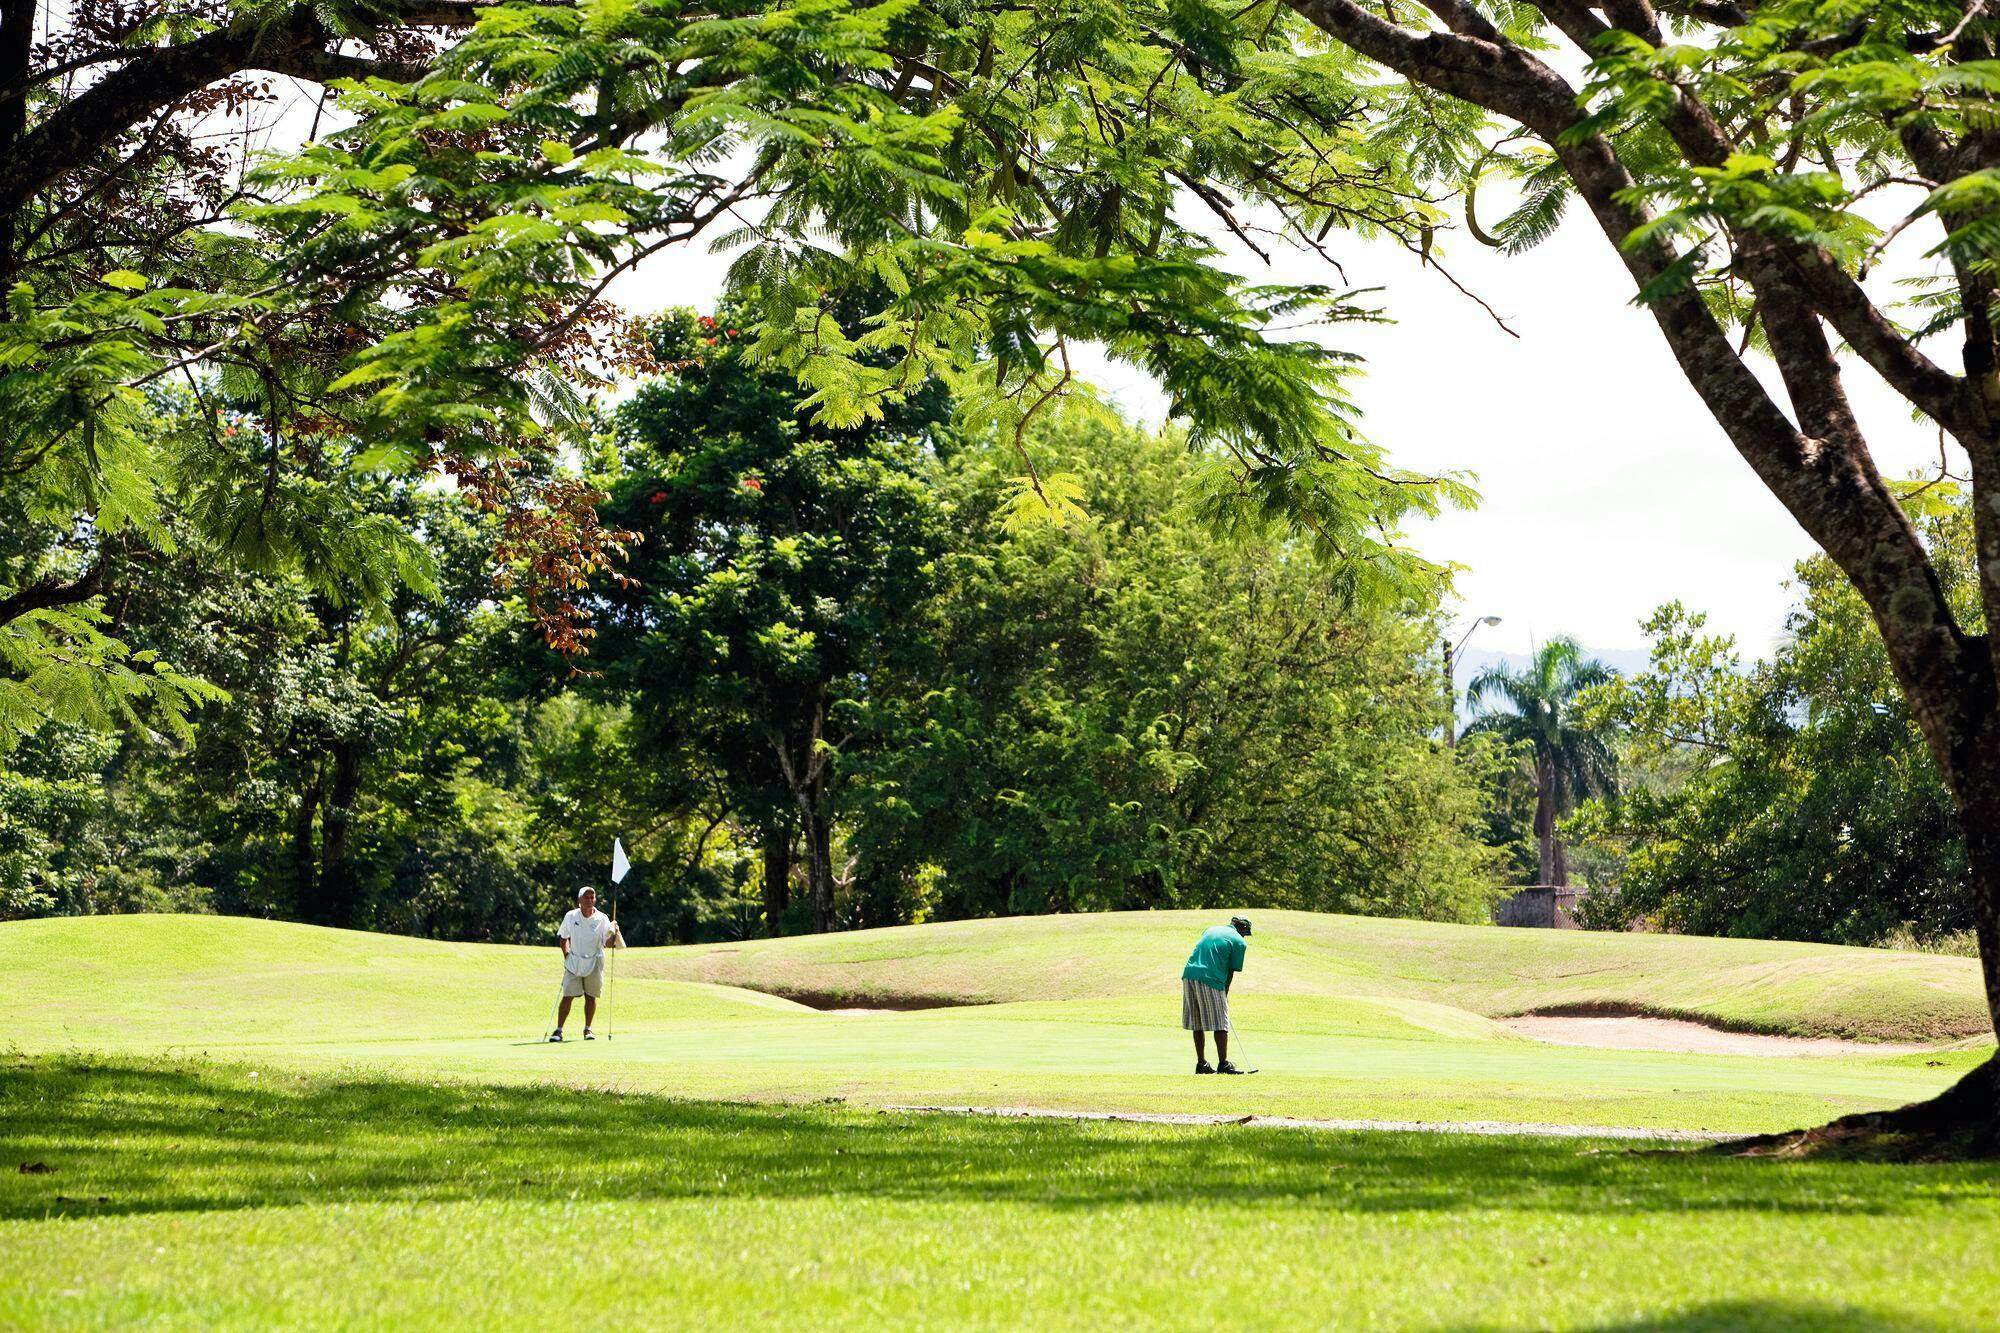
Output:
[631,908,1993,1042]
[8,915,1997,1327]
[4,913,1990,1133]
[3,1056,1996,1330]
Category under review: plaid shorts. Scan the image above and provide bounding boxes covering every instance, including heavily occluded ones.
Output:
[1181,978,1230,1032]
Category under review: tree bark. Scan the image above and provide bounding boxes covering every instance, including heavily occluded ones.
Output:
[0,0,31,290]
[804,805,835,934]
[0,557,104,628]
[320,737,362,930]
[0,1,448,225]
[1532,754,1562,887]
[761,826,791,937]
[292,774,322,922]
[1275,0,2000,1150]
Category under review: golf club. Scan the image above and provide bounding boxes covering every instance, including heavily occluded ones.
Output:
[1230,1027,1258,1075]
[542,982,565,1044]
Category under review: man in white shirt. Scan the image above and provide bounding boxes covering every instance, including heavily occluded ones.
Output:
[550,886,623,1042]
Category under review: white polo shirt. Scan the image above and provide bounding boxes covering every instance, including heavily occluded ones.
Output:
[560,908,613,962]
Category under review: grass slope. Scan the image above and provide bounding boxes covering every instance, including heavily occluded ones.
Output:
[635,909,1993,1042]
[2,913,1990,1134]
[4,1057,1997,1330]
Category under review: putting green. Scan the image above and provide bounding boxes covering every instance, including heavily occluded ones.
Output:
[6,912,1991,1134]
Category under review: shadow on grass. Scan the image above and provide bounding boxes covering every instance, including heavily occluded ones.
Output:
[3,1055,1995,1223]
[1451,1304,1954,1333]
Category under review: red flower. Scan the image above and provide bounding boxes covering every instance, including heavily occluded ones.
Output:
[649,491,668,504]
[726,328,738,337]
[698,315,715,329]
[742,477,763,493]
[702,337,716,345]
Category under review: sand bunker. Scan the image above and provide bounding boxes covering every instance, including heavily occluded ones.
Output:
[1500,1013,1937,1057]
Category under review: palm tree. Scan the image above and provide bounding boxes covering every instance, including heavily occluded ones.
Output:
[1465,637,1617,887]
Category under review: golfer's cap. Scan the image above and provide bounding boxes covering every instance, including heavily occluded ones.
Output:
[578,886,596,900]
[1230,915,1252,936]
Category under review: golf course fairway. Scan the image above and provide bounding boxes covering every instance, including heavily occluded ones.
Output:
[4,910,1997,1328]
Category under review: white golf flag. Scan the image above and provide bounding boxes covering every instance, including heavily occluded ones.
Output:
[611,837,631,885]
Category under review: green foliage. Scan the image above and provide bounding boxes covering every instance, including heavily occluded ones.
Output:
[847,403,1500,924]
[1463,637,1619,887]
[598,307,956,932]
[1573,486,1982,944]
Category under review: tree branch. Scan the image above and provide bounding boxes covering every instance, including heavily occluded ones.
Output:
[0,558,105,627]
[1278,0,1978,752]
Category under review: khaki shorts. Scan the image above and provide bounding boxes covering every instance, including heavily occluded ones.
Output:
[561,957,604,998]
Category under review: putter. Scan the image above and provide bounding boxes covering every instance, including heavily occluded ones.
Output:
[1229,1030,1258,1075]
[543,983,565,1044]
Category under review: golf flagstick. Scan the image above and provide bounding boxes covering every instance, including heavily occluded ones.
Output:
[607,837,631,1041]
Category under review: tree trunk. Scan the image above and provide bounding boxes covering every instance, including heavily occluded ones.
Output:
[1723,1052,2000,1160]
[761,827,791,937]
[292,776,322,921]
[1723,744,2000,1158]
[320,738,361,929]
[805,806,835,934]
[0,0,32,289]
[1532,755,1561,886]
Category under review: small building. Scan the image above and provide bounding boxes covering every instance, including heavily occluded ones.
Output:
[1494,885,1584,929]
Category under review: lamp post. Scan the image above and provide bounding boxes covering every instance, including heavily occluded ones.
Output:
[1443,615,1502,746]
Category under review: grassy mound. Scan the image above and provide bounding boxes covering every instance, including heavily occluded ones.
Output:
[12,908,1990,1042]
[632,909,1990,1042]
[3,914,807,1049]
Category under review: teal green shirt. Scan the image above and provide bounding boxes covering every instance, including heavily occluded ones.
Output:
[1181,925,1247,992]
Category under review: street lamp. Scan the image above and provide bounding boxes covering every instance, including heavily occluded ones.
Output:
[1443,615,1502,746]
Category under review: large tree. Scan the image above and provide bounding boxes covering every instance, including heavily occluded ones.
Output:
[850,405,1502,925]
[599,310,953,934]
[1250,0,2000,1151]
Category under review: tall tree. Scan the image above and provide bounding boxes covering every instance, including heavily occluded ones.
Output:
[599,311,953,934]
[851,405,1502,925]
[1249,0,2000,1151]
[1465,638,1617,887]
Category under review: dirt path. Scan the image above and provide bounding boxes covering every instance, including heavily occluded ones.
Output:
[888,1103,1733,1142]
[1498,1014,1940,1057]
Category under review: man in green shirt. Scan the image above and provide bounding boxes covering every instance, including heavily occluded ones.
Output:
[1181,916,1250,1074]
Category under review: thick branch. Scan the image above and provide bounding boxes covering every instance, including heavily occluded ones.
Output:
[1280,0,1979,756]
[0,0,503,224]
[0,558,104,627]
[1652,88,1975,436]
